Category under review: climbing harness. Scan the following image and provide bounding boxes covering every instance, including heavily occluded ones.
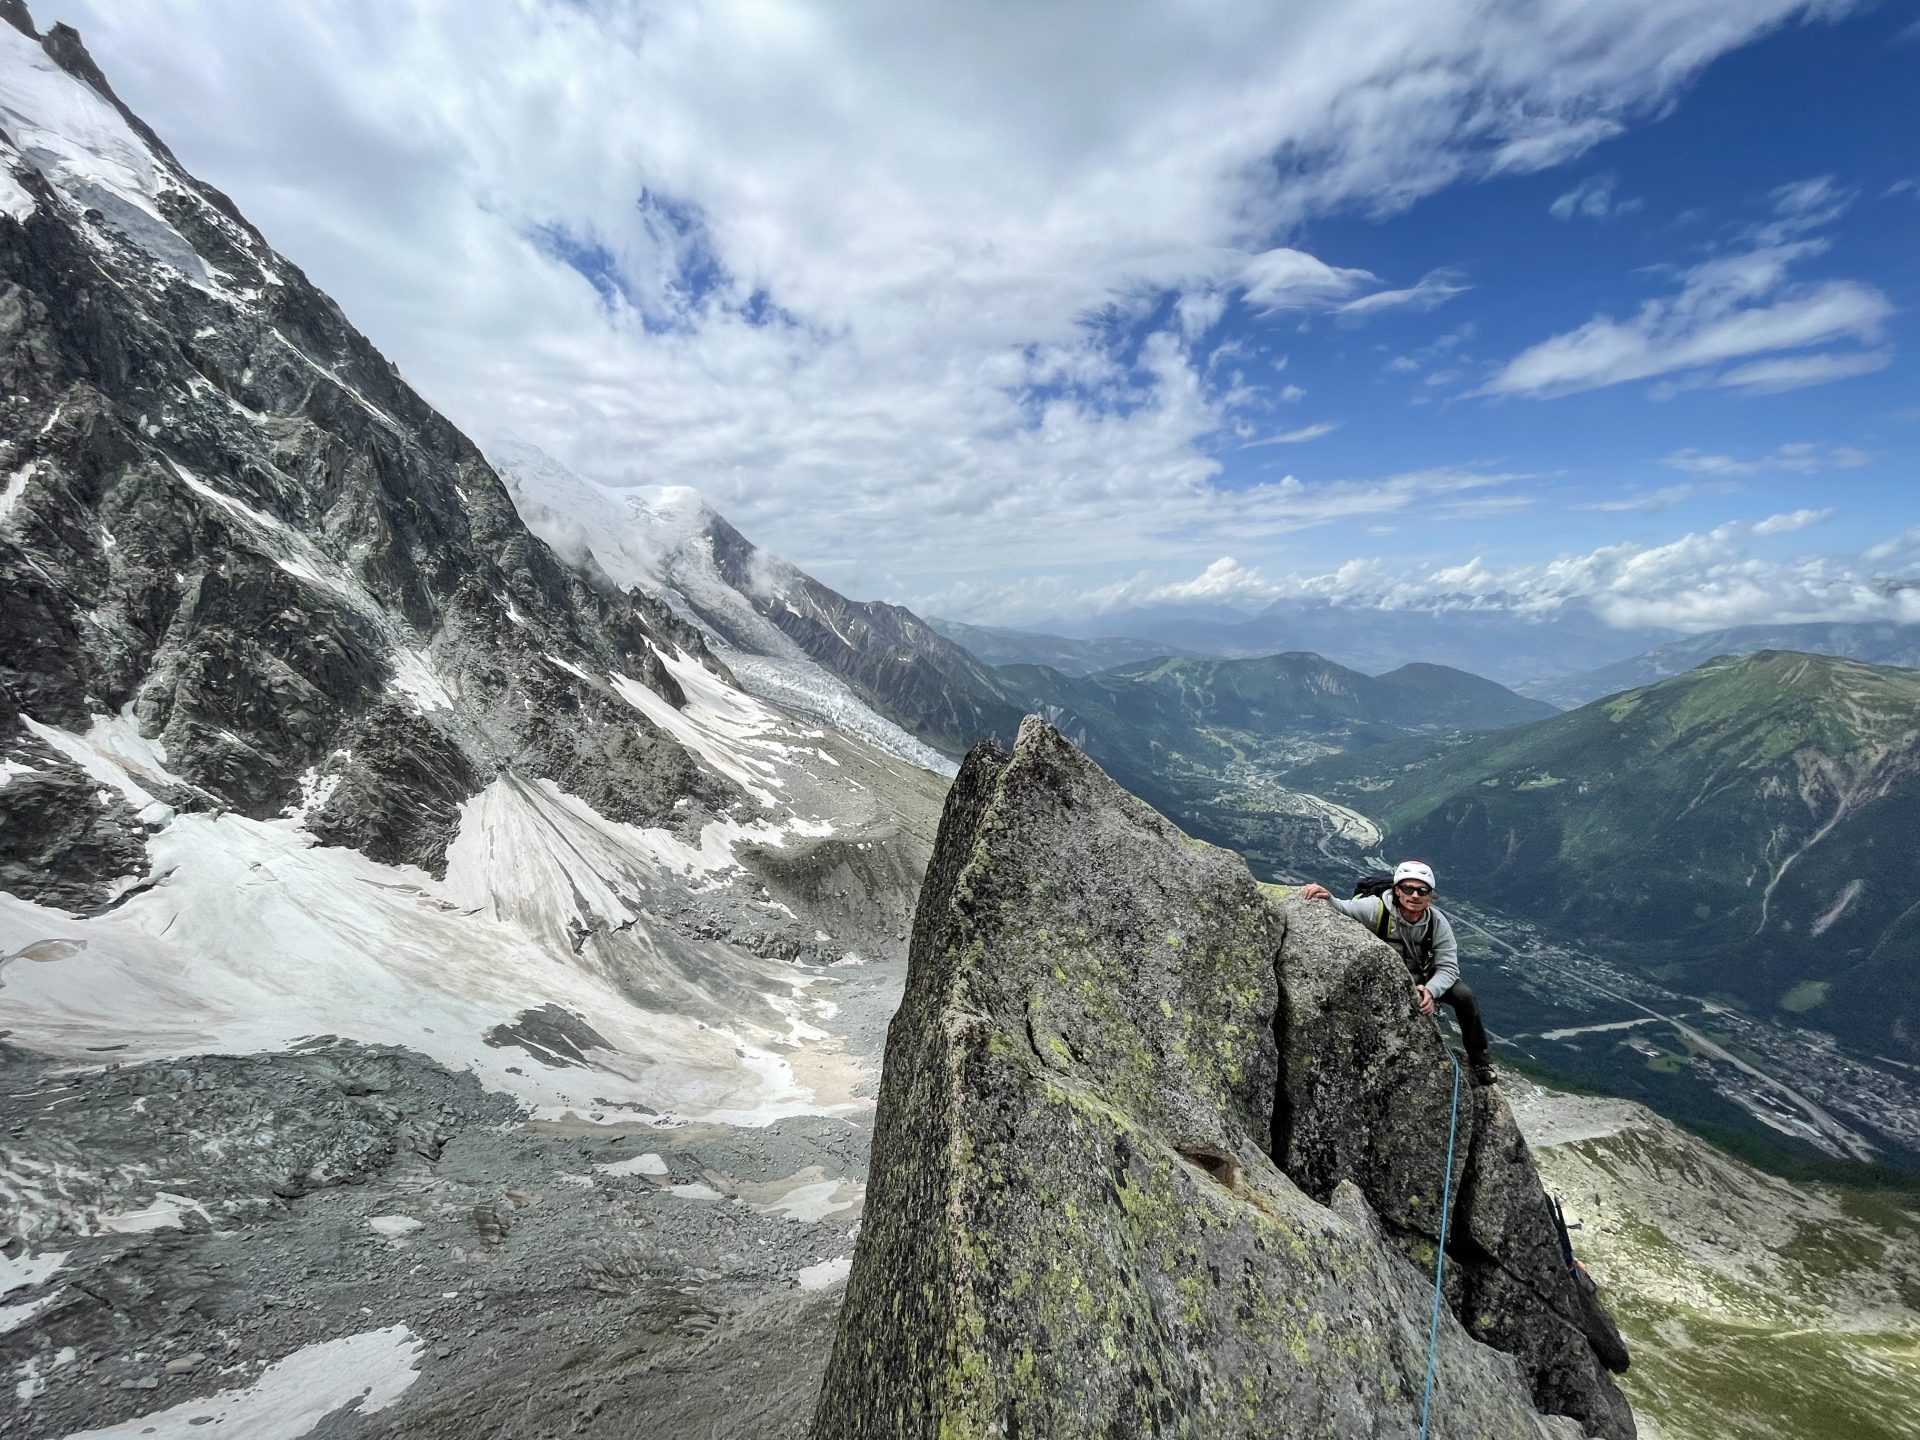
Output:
[1418,1037,1464,1440]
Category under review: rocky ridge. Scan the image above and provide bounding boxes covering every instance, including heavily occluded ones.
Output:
[814,718,1631,1439]
[493,439,1023,762]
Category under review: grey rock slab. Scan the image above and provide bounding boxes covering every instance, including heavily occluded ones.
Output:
[813,718,1628,1439]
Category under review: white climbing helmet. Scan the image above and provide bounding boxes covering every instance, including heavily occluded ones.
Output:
[1392,860,1436,889]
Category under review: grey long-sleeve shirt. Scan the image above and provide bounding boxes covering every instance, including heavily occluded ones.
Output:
[1325,893,1461,999]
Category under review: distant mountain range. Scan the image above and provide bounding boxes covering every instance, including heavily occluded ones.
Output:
[1014,598,1680,688]
[1290,651,1920,1059]
[988,650,1554,877]
[1516,621,1920,708]
[926,617,1192,675]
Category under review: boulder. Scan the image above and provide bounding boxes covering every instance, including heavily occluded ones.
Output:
[813,718,1632,1438]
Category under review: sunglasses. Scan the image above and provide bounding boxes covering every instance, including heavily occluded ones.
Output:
[1394,882,1433,897]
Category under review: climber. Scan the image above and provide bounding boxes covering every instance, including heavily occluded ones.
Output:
[1298,860,1497,1087]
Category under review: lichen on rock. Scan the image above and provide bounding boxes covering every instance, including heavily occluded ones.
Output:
[813,717,1631,1439]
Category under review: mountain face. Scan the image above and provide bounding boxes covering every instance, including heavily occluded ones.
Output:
[926,616,1192,674]
[0,0,960,1111]
[0,9,758,889]
[493,442,1022,762]
[816,720,1631,1439]
[1290,651,1920,1058]
[1,18,955,1436]
[1517,621,1920,709]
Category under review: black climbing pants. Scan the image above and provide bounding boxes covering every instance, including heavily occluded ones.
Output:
[1434,979,1489,1062]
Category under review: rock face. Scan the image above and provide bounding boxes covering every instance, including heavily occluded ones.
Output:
[814,718,1631,1439]
[1276,902,1633,1434]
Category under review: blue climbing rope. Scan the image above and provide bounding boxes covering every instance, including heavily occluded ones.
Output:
[1418,1043,1464,1440]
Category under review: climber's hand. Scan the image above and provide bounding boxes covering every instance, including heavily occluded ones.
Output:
[1300,883,1331,901]
[1414,984,1435,1016]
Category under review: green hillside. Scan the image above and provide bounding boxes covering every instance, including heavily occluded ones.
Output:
[1292,651,1920,1056]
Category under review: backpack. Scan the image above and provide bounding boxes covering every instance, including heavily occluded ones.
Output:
[1350,874,1437,978]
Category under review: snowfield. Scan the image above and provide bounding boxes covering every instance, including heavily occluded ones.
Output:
[0,720,871,1129]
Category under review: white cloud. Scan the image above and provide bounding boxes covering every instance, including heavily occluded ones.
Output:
[1278,384,1307,403]
[1140,557,1282,606]
[39,0,1860,601]
[1216,518,1920,634]
[1573,481,1738,513]
[1770,175,1841,216]
[1334,268,1469,318]
[1549,173,1644,221]
[1488,116,1626,175]
[1175,289,1228,339]
[1241,421,1340,447]
[1482,239,1891,399]
[1663,442,1872,475]
[1865,525,1920,562]
[1240,248,1375,311]
[1385,355,1421,373]
[1713,347,1892,394]
[1752,507,1832,536]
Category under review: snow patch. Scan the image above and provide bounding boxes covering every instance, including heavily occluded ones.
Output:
[22,715,174,825]
[50,1326,422,1439]
[94,1191,212,1234]
[607,651,808,809]
[282,766,342,823]
[386,648,453,713]
[0,1290,59,1336]
[0,1248,67,1301]
[367,1215,424,1238]
[1811,878,1865,937]
[0,461,35,522]
[0,157,33,221]
[755,1180,859,1223]
[666,1182,726,1201]
[595,1152,670,1178]
[795,1255,853,1291]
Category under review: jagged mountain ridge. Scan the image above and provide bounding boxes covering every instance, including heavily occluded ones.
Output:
[1516,620,1920,710]
[1290,650,1920,1057]
[494,440,1024,761]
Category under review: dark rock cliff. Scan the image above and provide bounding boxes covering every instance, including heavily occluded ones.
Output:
[814,717,1631,1439]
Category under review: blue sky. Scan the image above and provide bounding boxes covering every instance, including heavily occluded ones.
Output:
[39,0,1920,633]
[1170,7,1917,573]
